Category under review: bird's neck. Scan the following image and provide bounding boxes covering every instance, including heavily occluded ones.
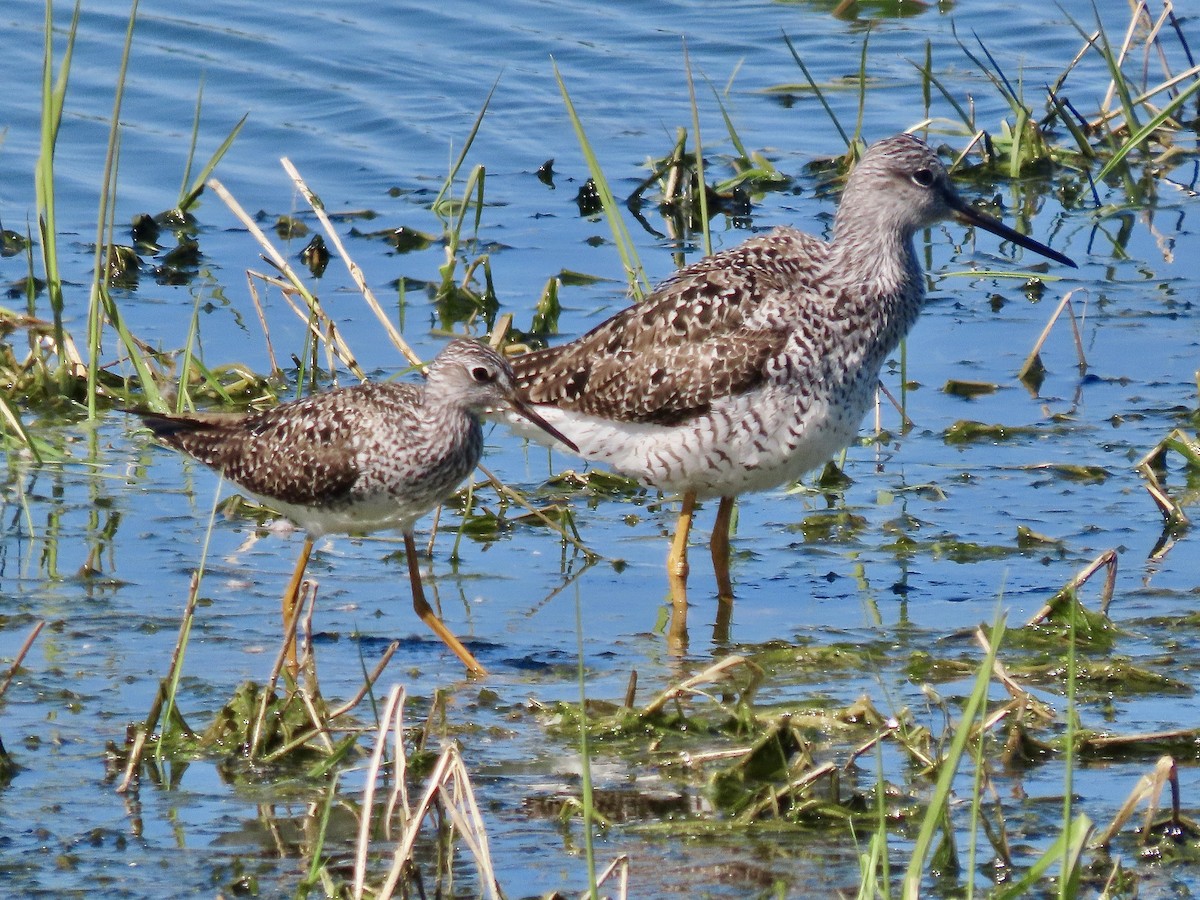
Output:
[830,206,922,308]
[823,201,926,362]
[414,389,484,466]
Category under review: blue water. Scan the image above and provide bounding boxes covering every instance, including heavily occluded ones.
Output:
[1,0,1199,896]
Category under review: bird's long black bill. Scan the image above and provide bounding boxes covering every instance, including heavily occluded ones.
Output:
[512,398,579,453]
[950,196,1077,269]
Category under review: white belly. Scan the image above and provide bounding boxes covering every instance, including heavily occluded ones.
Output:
[502,381,871,499]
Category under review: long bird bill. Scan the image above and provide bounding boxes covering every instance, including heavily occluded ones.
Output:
[511,398,579,453]
[947,193,1077,269]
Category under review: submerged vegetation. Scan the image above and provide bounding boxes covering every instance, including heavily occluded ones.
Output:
[1,0,1200,897]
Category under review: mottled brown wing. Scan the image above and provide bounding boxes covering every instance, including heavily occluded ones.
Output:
[514,227,828,425]
[140,392,367,506]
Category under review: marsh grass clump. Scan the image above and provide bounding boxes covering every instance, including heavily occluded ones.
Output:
[520,556,1200,895]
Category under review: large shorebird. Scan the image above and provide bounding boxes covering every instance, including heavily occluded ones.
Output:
[503,133,1076,646]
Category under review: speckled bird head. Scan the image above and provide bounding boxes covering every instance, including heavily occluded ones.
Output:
[836,133,1075,267]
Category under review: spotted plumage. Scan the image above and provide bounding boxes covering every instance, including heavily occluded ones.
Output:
[139,338,577,676]
[142,379,484,538]
[502,133,1075,633]
[511,134,1074,494]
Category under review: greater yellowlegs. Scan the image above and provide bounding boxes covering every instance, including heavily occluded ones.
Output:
[504,133,1076,646]
[139,338,578,676]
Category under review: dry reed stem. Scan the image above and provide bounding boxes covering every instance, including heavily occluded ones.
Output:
[245,272,281,375]
[354,684,408,899]
[0,619,44,701]
[1018,288,1087,384]
[326,642,402,721]
[425,500,443,557]
[258,640,401,766]
[1092,754,1178,848]
[843,721,901,770]
[382,687,412,837]
[1084,728,1200,750]
[581,854,630,900]
[248,268,361,379]
[973,628,1057,730]
[475,461,597,559]
[673,746,758,767]
[740,761,839,821]
[280,158,422,368]
[43,332,88,381]
[298,688,336,755]
[207,178,365,380]
[876,379,917,431]
[249,579,314,757]
[1135,429,1198,536]
[1087,0,1200,131]
[489,313,512,349]
[1088,61,1200,131]
[1025,548,1119,626]
[435,751,499,895]
[1097,1,1154,119]
[1141,477,1183,521]
[623,669,638,708]
[116,726,149,794]
[375,744,500,900]
[641,654,760,716]
[0,396,36,455]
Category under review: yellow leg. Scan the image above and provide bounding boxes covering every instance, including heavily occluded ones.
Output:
[666,491,696,655]
[404,533,488,677]
[711,496,735,644]
[281,535,314,675]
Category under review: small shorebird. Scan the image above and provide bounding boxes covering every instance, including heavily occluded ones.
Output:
[139,338,577,676]
[504,133,1076,647]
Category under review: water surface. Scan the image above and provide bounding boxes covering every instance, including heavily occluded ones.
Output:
[1,0,1198,896]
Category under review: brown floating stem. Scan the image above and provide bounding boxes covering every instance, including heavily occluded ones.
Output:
[0,619,44,701]
[1025,548,1118,626]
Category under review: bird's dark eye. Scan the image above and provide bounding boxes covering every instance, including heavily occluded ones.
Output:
[471,366,495,383]
[912,168,934,187]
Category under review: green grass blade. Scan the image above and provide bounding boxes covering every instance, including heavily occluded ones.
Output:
[921,41,932,123]
[431,74,500,215]
[992,813,1093,900]
[178,111,247,213]
[972,29,1020,108]
[683,42,712,258]
[299,771,342,890]
[152,474,222,767]
[910,58,975,132]
[853,27,871,144]
[176,289,205,412]
[901,612,1006,899]
[552,58,648,298]
[1059,588,1078,900]
[35,0,81,392]
[575,582,598,899]
[86,0,165,415]
[1094,74,1200,180]
[955,24,1022,116]
[782,32,851,150]
[178,74,204,205]
[710,79,751,162]
[964,674,989,900]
